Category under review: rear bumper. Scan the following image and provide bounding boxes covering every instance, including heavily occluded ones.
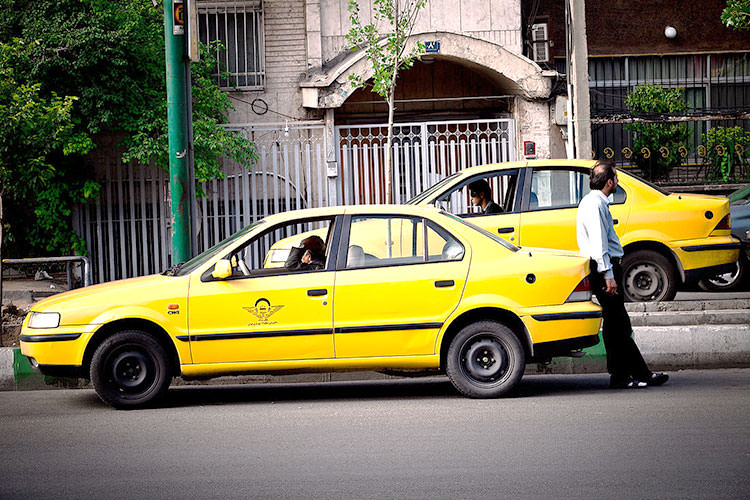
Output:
[670,236,741,282]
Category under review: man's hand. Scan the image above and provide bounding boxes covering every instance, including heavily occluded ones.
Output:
[605,278,617,295]
[301,250,312,264]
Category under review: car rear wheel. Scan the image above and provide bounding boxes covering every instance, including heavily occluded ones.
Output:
[698,258,746,292]
[90,330,172,409]
[622,250,677,302]
[446,321,525,398]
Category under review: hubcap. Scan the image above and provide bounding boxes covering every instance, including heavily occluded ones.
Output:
[110,350,150,389]
[461,337,509,384]
[707,262,740,288]
[625,263,665,301]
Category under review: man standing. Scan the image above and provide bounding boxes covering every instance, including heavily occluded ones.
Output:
[577,160,669,389]
[468,180,503,214]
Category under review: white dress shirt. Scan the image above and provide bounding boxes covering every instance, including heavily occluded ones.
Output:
[576,190,624,280]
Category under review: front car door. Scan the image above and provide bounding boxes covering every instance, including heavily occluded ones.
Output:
[519,166,629,251]
[332,214,470,358]
[187,216,340,365]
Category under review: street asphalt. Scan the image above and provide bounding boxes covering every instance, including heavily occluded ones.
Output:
[0,369,748,500]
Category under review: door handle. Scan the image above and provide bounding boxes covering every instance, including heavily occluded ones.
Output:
[307,289,328,297]
[497,227,514,234]
[434,280,455,288]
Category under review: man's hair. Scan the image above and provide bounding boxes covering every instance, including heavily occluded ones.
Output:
[468,179,492,198]
[590,160,616,190]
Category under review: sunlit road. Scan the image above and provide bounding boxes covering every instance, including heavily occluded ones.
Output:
[1,369,748,500]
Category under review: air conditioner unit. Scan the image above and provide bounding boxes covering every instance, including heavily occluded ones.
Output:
[531,23,549,63]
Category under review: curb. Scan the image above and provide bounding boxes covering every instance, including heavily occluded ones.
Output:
[2,324,749,390]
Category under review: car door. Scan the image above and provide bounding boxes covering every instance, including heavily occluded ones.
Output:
[332,214,470,358]
[519,166,629,251]
[187,216,339,364]
[434,169,524,244]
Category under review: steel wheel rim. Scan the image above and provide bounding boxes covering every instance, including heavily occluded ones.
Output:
[459,335,511,386]
[706,262,740,288]
[105,345,157,394]
[625,263,666,301]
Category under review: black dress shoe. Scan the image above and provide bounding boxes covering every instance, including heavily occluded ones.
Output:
[610,376,647,389]
[641,372,669,386]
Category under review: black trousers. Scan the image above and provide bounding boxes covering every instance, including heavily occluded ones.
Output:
[590,260,652,381]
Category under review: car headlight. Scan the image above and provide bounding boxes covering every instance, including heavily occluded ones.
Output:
[28,312,61,329]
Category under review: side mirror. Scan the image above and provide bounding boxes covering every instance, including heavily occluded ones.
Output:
[211,259,232,280]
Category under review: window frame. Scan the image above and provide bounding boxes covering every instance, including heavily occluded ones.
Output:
[434,169,525,217]
[197,0,266,91]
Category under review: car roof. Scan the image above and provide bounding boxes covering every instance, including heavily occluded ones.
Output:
[454,159,599,177]
[260,204,444,225]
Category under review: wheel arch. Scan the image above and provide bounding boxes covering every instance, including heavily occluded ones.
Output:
[82,319,182,379]
[439,307,531,370]
[623,240,684,283]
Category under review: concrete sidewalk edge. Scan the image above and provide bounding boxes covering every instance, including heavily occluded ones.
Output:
[2,326,749,391]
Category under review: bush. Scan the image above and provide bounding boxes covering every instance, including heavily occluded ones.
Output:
[701,126,750,182]
[625,84,689,180]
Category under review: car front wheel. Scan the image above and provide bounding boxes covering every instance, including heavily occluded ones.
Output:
[446,321,525,398]
[90,330,172,409]
[698,258,746,292]
[622,250,677,302]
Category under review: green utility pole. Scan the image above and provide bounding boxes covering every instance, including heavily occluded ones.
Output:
[163,0,192,264]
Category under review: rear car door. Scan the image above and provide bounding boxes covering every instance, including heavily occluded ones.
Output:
[519,166,629,251]
[332,214,470,358]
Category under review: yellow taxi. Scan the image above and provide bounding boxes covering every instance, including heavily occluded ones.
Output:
[20,205,601,408]
[409,159,740,302]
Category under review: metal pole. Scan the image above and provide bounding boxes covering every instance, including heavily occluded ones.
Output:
[164,0,192,264]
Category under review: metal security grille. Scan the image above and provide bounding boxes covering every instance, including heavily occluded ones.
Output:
[198,0,265,90]
[573,52,750,184]
[74,124,326,283]
[335,119,515,205]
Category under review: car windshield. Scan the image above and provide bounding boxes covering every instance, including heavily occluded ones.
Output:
[406,172,462,205]
[442,212,519,252]
[170,220,266,276]
[729,184,750,205]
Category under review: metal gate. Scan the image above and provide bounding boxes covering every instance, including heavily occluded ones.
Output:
[335,118,515,205]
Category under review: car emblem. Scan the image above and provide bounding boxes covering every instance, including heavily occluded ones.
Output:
[243,298,283,325]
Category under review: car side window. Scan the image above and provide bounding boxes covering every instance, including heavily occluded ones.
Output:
[529,168,625,210]
[436,171,519,216]
[207,217,334,280]
[344,216,464,269]
[345,216,424,269]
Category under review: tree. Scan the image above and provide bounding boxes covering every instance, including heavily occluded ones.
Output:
[346,0,426,203]
[722,0,750,29]
[625,84,689,181]
[0,0,255,257]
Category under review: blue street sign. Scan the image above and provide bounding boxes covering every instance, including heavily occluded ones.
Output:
[425,41,440,53]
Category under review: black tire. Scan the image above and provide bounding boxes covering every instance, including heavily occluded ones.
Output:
[698,258,746,292]
[445,321,525,398]
[90,330,172,409]
[622,250,677,302]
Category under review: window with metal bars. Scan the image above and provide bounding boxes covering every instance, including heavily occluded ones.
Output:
[198,1,265,90]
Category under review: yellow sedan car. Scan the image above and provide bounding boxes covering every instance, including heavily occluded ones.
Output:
[409,160,740,302]
[20,205,601,408]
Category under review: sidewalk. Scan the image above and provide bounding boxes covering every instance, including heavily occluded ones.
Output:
[2,298,749,391]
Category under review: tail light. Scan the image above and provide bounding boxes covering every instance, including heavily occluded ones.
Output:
[566,276,592,302]
[713,214,731,231]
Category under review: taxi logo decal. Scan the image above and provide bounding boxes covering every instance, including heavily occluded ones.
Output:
[243,298,283,325]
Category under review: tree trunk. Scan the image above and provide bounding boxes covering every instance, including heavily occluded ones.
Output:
[385,87,396,204]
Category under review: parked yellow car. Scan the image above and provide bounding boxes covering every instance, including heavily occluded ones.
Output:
[408,160,740,302]
[20,205,601,408]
